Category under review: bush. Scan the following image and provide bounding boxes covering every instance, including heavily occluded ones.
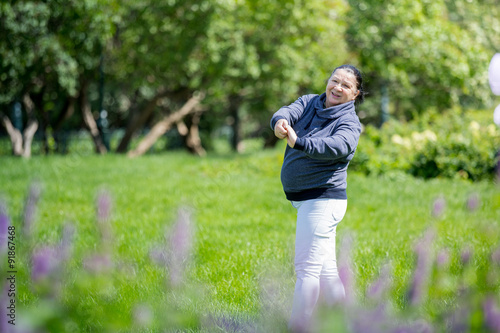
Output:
[351,108,500,181]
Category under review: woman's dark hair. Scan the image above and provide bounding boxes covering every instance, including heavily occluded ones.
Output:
[330,64,366,105]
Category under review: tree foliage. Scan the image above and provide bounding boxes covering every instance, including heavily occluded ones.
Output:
[107,0,349,152]
[0,1,116,102]
[0,0,498,156]
[345,0,497,119]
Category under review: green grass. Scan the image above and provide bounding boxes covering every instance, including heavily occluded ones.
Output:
[1,146,499,331]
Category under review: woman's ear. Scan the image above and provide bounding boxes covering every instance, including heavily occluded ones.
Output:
[353,90,360,100]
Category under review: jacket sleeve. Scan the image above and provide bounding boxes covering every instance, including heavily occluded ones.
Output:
[270,95,315,130]
[293,118,361,161]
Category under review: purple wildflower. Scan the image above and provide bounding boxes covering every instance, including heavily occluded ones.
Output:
[0,201,10,253]
[209,314,254,333]
[447,305,470,333]
[166,207,194,286]
[491,246,500,265]
[338,233,355,306]
[349,305,390,333]
[436,248,450,269]
[367,263,391,301]
[465,193,480,212]
[149,247,167,266]
[483,296,500,331]
[23,182,42,236]
[432,196,446,218]
[460,246,472,265]
[96,190,113,243]
[96,189,112,223]
[0,284,10,333]
[393,319,433,333]
[408,228,435,306]
[31,246,60,282]
[133,303,153,328]
[83,254,113,273]
[59,223,75,262]
[259,275,288,320]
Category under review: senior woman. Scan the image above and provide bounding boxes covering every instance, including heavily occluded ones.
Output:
[270,64,365,331]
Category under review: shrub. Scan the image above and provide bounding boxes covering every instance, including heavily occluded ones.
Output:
[351,108,500,181]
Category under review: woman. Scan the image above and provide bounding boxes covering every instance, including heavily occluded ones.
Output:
[270,64,365,331]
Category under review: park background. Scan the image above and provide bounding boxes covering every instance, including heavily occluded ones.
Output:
[1,0,500,332]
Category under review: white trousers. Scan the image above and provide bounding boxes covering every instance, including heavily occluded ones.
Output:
[289,198,347,331]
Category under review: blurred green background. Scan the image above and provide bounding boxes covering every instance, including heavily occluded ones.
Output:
[2,1,500,332]
[1,0,499,161]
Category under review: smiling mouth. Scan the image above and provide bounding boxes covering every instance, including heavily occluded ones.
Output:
[331,92,341,98]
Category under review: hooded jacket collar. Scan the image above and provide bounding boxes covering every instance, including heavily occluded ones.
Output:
[315,93,356,120]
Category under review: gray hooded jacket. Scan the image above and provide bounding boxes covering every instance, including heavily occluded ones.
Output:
[270,93,361,201]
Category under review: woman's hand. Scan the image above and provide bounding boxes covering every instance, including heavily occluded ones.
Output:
[274,119,289,139]
[286,125,297,148]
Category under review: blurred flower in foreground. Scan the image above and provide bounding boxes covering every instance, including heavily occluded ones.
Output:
[366,263,391,301]
[408,228,435,306]
[96,189,113,243]
[0,201,10,253]
[23,182,42,236]
[168,207,194,286]
[436,248,450,269]
[59,223,76,262]
[0,284,14,333]
[133,303,154,328]
[83,190,114,274]
[483,296,500,331]
[432,196,446,218]
[491,246,500,265]
[460,246,472,265]
[338,233,355,306]
[83,254,113,273]
[31,246,59,282]
[465,192,480,212]
[31,222,75,283]
[150,207,194,287]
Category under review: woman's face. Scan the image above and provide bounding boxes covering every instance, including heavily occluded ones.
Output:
[325,69,359,108]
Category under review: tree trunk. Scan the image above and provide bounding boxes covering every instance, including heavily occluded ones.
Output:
[79,80,107,154]
[21,94,39,158]
[116,92,163,153]
[1,115,23,156]
[128,92,205,158]
[186,112,206,156]
[177,113,206,156]
[1,93,39,157]
[228,94,243,152]
[116,88,189,153]
[30,88,50,154]
[54,97,76,132]
[22,119,38,158]
[53,97,76,153]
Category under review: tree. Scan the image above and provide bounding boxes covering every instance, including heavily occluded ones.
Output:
[191,0,350,151]
[344,0,496,122]
[108,0,351,155]
[0,1,117,156]
[107,0,215,155]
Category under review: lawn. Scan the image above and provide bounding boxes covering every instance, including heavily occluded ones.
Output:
[1,147,499,331]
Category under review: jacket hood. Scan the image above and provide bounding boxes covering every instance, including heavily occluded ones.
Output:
[315,93,356,119]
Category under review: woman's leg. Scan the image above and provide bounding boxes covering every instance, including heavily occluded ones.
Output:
[319,226,346,306]
[289,199,347,331]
